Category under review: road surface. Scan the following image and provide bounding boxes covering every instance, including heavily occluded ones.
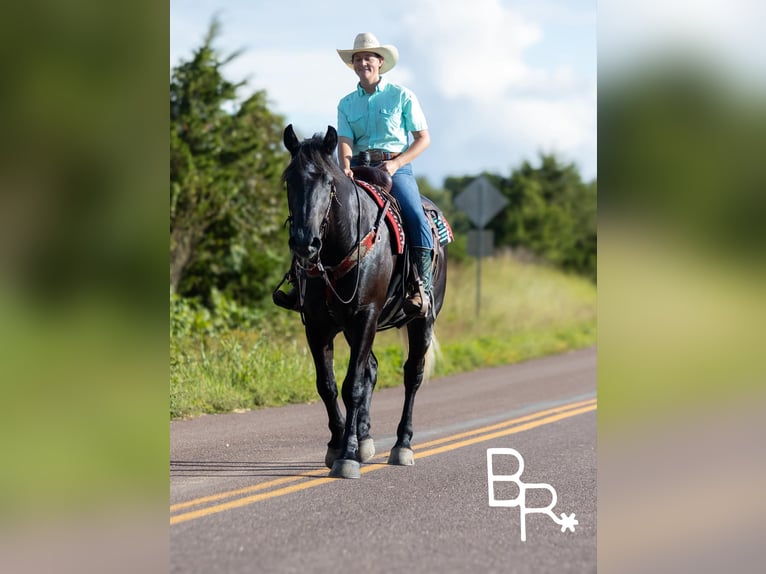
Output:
[171,347,596,573]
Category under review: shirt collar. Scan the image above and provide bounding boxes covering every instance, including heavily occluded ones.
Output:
[356,76,389,95]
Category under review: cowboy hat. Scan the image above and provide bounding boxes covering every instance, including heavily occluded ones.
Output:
[337,32,399,75]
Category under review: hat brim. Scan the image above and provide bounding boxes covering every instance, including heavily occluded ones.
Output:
[337,45,398,75]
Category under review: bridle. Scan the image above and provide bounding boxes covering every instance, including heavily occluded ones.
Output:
[291,175,365,306]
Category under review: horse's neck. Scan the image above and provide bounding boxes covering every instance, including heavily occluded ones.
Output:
[326,178,368,252]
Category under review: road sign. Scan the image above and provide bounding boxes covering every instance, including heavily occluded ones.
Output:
[454,176,508,228]
[454,176,508,318]
[467,230,494,258]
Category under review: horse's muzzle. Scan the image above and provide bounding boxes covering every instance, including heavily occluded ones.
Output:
[289,235,322,263]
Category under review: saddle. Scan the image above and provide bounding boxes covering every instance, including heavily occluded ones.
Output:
[352,166,392,193]
[351,166,454,255]
[351,169,405,255]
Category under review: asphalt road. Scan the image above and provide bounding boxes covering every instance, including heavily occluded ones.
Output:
[170,347,597,574]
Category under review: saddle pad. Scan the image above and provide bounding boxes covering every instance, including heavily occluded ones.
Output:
[354,179,454,252]
[353,179,405,254]
[422,197,454,246]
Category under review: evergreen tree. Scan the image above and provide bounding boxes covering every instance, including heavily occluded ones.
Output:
[497,154,596,279]
[170,18,290,306]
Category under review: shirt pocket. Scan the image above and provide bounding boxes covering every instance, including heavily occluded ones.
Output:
[378,107,401,132]
[347,112,367,137]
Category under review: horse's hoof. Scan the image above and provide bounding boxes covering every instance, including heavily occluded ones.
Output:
[387,446,415,466]
[325,447,341,469]
[329,459,361,479]
[358,438,375,462]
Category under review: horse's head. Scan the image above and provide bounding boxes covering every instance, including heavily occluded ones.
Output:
[283,124,340,263]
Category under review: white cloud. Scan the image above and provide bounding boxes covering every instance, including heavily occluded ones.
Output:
[500,92,596,155]
[400,0,543,101]
[223,49,348,118]
[395,0,596,179]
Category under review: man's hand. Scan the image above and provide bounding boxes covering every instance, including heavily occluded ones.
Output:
[381,157,401,176]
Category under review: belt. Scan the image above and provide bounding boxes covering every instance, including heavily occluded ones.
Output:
[353,149,401,164]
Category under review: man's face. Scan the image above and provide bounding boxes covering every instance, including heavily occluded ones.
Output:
[352,51,383,81]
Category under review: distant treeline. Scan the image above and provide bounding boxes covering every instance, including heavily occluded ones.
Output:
[170,20,596,318]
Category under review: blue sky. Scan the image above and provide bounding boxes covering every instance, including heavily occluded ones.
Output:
[171,0,597,185]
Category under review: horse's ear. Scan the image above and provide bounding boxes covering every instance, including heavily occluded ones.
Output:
[322,126,337,155]
[284,124,301,155]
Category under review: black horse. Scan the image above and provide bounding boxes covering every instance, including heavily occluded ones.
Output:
[281,124,448,479]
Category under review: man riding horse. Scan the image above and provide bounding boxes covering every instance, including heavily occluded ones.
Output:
[274,32,434,317]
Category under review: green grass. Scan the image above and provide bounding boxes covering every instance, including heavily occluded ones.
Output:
[171,335,317,418]
[170,252,597,419]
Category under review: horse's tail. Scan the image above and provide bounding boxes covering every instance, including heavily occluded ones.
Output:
[424,334,441,383]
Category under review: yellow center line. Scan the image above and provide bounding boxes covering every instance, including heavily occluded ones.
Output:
[169,469,328,512]
[170,399,596,525]
[414,404,597,459]
[170,475,338,525]
[170,398,594,513]
[413,398,596,451]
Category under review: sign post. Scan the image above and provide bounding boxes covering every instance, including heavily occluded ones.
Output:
[454,176,508,317]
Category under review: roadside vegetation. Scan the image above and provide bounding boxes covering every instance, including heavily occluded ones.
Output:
[170,252,596,419]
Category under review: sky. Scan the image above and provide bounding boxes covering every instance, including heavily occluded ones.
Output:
[170,0,597,185]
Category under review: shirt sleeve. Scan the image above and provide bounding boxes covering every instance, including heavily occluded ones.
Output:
[403,90,428,133]
[337,99,353,140]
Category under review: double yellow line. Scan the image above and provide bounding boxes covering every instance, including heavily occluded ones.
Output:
[170,397,596,525]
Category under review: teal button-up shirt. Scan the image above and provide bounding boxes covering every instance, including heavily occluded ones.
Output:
[337,77,428,154]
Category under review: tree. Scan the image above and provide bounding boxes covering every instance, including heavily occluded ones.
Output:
[444,156,596,280]
[170,18,290,305]
[497,154,596,279]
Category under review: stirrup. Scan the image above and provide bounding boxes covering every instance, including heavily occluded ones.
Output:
[403,281,430,317]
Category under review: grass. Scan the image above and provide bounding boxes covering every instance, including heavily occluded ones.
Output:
[170,252,597,419]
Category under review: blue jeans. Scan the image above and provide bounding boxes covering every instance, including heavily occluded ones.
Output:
[389,163,433,250]
[350,160,433,249]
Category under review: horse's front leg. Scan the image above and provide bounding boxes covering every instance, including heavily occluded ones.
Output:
[329,310,378,479]
[356,351,378,463]
[389,317,433,466]
[305,324,344,468]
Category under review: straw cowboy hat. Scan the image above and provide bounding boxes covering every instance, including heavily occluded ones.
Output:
[337,32,399,75]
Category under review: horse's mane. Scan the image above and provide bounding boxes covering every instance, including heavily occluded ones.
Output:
[282,133,345,183]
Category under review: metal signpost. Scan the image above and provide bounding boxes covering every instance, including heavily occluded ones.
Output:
[454,176,508,317]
